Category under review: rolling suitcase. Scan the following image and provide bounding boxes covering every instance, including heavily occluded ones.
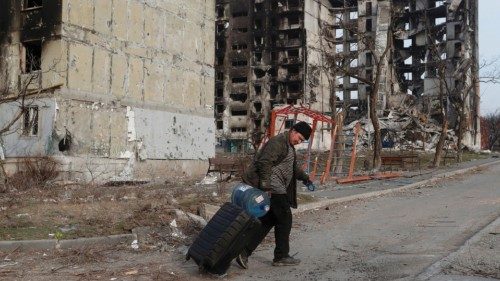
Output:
[186,202,261,274]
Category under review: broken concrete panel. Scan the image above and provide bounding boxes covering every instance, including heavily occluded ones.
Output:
[133,108,215,160]
[68,43,93,92]
[92,48,111,94]
[112,0,128,40]
[93,0,112,35]
[41,39,67,89]
[144,6,162,49]
[128,0,144,44]
[0,98,56,157]
[69,0,94,30]
[109,110,128,158]
[111,53,127,98]
[126,56,144,100]
[143,59,165,103]
[165,68,185,105]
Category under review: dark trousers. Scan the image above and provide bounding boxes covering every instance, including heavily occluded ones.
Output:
[243,194,292,260]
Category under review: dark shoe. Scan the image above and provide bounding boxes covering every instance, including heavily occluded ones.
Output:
[272,256,301,266]
[236,252,248,269]
[207,271,228,279]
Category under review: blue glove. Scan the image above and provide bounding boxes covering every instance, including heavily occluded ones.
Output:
[302,179,316,191]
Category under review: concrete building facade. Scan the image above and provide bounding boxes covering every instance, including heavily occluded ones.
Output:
[214,0,334,152]
[0,0,216,181]
[329,0,480,148]
[216,0,480,150]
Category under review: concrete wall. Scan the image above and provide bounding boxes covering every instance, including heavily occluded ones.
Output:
[304,0,334,113]
[0,0,216,181]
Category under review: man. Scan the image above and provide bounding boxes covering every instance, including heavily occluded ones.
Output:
[237,121,313,268]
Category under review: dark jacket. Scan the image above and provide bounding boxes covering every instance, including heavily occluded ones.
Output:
[242,131,309,208]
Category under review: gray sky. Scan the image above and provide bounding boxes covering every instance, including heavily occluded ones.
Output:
[479,0,500,115]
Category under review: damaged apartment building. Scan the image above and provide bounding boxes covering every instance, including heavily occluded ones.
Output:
[0,0,216,181]
[215,0,481,151]
[215,0,333,151]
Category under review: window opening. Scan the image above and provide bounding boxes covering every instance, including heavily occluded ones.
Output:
[23,41,42,73]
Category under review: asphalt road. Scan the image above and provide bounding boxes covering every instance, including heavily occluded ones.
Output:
[230,164,500,281]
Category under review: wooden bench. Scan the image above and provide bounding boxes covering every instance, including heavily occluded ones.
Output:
[207,157,247,181]
[381,154,420,170]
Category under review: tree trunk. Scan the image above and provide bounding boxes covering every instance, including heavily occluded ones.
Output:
[433,119,448,167]
[433,77,448,167]
[456,105,466,163]
[0,162,7,193]
[370,90,381,170]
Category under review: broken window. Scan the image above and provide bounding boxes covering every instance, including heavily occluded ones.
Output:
[231,109,247,116]
[289,15,300,26]
[22,40,42,73]
[231,43,247,50]
[255,36,264,46]
[216,88,223,98]
[255,52,263,62]
[216,56,224,66]
[366,2,372,15]
[255,19,263,30]
[217,24,225,33]
[254,85,262,95]
[24,0,42,9]
[230,93,247,102]
[454,24,461,39]
[365,53,373,66]
[349,43,358,51]
[284,119,294,129]
[254,68,266,78]
[235,27,248,33]
[289,0,299,8]
[287,98,297,105]
[349,11,358,20]
[254,119,261,127]
[366,19,372,32]
[288,66,300,76]
[217,71,224,80]
[270,84,278,99]
[232,60,248,67]
[288,30,300,40]
[216,104,225,114]
[365,69,373,81]
[22,106,39,136]
[232,77,247,83]
[216,120,223,130]
[217,6,225,18]
[255,2,264,12]
[232,11,248,17]
[288,82,300,92]
[231,127,247,133]
[254,102,262,112]
[287,49,299,58]
[403,39,412,48]
[271,52,278,62]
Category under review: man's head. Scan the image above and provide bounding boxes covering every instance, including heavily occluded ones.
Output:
[289,121,312,146]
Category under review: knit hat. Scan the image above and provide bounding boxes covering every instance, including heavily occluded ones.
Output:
[292,121,312,140]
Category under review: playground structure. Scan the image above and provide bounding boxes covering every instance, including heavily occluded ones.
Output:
[261,105,402,185]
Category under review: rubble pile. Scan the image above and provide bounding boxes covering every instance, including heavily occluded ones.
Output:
[344,111,458,152]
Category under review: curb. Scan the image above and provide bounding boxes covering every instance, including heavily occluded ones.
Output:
[294,159,500,214]
[1,159,498,252]
[0,234,135,252]
[415,215,500,280]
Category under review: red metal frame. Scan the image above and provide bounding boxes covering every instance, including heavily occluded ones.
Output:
[263,105,335,173]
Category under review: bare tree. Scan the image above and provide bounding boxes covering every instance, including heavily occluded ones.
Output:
[321,6,395,170]
[483,110,500,151]
[0,53,62,191]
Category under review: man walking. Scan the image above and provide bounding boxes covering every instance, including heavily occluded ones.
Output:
[237,121,313,268]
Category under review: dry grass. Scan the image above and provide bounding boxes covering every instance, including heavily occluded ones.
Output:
[6,157,60,190]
